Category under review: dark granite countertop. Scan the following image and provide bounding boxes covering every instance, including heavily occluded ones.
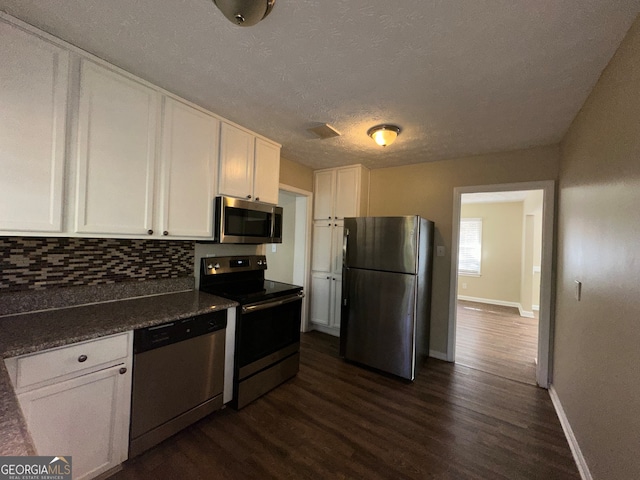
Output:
[0,290,237,456]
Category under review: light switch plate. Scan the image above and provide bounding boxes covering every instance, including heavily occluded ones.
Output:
[436,246,445,257]
[271,244,277,253]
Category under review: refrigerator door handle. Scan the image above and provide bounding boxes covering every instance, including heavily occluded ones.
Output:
[342,227,349,269]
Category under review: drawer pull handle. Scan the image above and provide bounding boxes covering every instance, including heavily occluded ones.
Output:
[119,367,127,375]
[78,355,88,363]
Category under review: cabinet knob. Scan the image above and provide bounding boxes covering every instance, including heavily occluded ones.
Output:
[119,367,127,375]
[255,197,260,201]
[326,276,330,279]
[147,229,153,235]
[247,195,252,199]
[78,355,88,363]
[163,231,168,236]
[328,216,332,219]
[332,278,336,281]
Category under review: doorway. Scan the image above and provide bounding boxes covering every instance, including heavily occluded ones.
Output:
[265,184,313,332]
[447,181,555,388]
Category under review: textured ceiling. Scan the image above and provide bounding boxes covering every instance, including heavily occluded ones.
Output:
[1,1,638,169]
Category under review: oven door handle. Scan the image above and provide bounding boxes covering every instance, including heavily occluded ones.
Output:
[242,292,304,314]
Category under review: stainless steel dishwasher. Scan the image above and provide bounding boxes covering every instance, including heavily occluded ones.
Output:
[129,310,226,457]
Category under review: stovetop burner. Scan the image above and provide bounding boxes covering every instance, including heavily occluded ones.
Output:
[199,255,302,305]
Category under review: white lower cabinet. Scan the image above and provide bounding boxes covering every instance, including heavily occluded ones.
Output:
[310,219,344,336]
[310,272,342,334]
[6,333,133,480]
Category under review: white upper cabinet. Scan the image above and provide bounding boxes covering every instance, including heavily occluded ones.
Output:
[218,122,255,200]
[218,122,281,204]
[335,168,360,220]
[253,138,280,205]
[313,170,335,220]
[75,60,160,235]
[313,165,369,221]
[0,15,282,238]
[0,21,68,233]
[159,97,219,238]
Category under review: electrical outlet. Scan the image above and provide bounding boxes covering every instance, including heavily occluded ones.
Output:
[271,244,277,253]
[462,283,467,289]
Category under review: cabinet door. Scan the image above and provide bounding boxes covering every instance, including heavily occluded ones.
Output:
[312,222,333,272]
[313,170,335,220]
[0,22,68,233]
[310,273,331,326]
[253,139,280,205]
[159,97,218,238]
[331,276,343,328]
[18,364,131,480]
[218,123,254,200]
[334,167,360,219]
[75,60,159,235]
[332,222,345,274]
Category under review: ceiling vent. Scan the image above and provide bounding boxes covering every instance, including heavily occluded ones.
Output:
[307,123,341,139]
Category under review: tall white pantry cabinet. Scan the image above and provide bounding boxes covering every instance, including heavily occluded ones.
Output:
[310,165,369,336]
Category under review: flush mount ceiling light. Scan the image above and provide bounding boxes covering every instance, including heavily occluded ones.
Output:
[213,0,276,26]
[367,124,401,147]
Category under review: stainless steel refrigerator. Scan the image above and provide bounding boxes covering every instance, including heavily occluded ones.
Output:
[340,216,434,381]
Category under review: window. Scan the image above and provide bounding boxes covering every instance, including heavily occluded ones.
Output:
[459,218,482,275]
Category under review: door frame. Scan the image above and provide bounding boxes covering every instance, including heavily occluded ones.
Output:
[278,183,313,332]
[447,180,556,388]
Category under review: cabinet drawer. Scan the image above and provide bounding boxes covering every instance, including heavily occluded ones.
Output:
[15,333,129,389]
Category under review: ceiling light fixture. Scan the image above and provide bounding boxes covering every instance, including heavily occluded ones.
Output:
[213,0,276,26]
[367,124,401,147]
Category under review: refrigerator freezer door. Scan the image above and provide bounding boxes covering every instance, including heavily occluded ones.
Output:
[342,267,417,380]
[344,216,419,274]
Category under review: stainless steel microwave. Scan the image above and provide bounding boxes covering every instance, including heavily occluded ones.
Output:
[214,196,283,244]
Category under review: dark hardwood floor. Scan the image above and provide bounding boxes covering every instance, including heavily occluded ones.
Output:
[456,300,539,385]
[112,331,578,480]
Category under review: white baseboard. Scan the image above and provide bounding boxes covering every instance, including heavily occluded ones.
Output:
[457,295,536,319]
[457,295,519,309]
[310,323,339,337]
[518,305,535,318]
[428,350,448,361]
[549,385,593,480]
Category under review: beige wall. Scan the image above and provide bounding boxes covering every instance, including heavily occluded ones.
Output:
[368,145,559,354]
[458,202,523,303]
[265,190,296,283]
[279,156,313,192]
[555,15,640,480]
[522,190,544,311]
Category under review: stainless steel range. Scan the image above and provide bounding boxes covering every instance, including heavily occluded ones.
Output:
[199,255,303,409]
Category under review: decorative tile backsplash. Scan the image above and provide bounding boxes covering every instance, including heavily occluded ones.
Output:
[0,237,195,293]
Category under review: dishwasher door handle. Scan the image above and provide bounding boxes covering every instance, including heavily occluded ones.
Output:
[242,292,304,314]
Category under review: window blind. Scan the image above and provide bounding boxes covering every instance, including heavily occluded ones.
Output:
[459,218,482,275]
